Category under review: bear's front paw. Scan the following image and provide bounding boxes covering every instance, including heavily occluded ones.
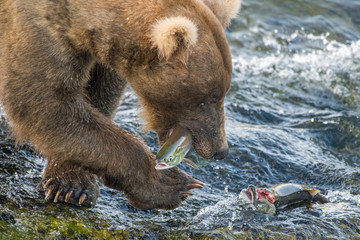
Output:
[124,167,205,210]
[37,168,100,207]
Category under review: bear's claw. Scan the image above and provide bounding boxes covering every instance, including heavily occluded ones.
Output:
[37,169,100,207]
[124,167,206,210]
[189,178,205,189]
[44,178,54,188]
[65,190,73,203]
[53,189,62,203]
[78,193,87,205]
[180,192,192,201]
[44,185,54,201]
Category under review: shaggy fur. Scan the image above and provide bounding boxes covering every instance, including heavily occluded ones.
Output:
[201,0,242,27]
[0,0,240,210]
[151,17,198,60]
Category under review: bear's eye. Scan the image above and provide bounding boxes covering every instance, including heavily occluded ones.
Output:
[198,100,217,107]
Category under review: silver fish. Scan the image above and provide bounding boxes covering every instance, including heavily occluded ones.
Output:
[239,183,328,215]
[155,126,199,170]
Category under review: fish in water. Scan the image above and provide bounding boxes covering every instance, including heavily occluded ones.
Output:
[239,183,328,214]
[155,126,199,170]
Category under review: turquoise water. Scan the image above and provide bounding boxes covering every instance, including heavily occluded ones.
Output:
[1,0,360,239]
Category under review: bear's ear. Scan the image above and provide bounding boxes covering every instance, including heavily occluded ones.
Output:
[150,16,198,61]
[201,0,242,28]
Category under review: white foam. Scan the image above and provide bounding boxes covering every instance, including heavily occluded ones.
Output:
[232,32,360,108]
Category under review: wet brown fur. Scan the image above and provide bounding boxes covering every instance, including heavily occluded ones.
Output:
[0,0,237,209]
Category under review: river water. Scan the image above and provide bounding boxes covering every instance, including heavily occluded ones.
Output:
[1,0,360,239]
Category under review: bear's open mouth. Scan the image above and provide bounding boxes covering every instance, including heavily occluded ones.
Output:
[167,128,174,138]
[160,127,175,144]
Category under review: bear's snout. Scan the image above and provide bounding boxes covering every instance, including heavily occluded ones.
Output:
[212,142,229,160]
[192,134,228,160]
[180,122,227,160]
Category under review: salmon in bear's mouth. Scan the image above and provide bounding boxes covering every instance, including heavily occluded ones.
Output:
[155,126,197,170]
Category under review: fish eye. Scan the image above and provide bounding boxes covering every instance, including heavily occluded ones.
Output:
[168,157,173,161]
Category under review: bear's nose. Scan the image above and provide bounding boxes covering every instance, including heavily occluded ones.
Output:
[213,147,229,160]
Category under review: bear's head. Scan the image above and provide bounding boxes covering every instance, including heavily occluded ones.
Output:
[128,0,241,160]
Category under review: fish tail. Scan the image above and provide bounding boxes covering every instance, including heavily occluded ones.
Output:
[313,193,329,203]
[308,188,320,197]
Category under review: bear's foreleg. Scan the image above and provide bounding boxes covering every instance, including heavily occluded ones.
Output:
[37,63,128,206]
[37,162,101,206]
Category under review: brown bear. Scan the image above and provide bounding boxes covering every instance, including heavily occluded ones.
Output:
[0,0,241,210]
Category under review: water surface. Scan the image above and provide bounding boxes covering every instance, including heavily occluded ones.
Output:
[1,0,359,239]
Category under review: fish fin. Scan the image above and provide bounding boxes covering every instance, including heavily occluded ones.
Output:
[183,158,200,170]
[308,188,320,197]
